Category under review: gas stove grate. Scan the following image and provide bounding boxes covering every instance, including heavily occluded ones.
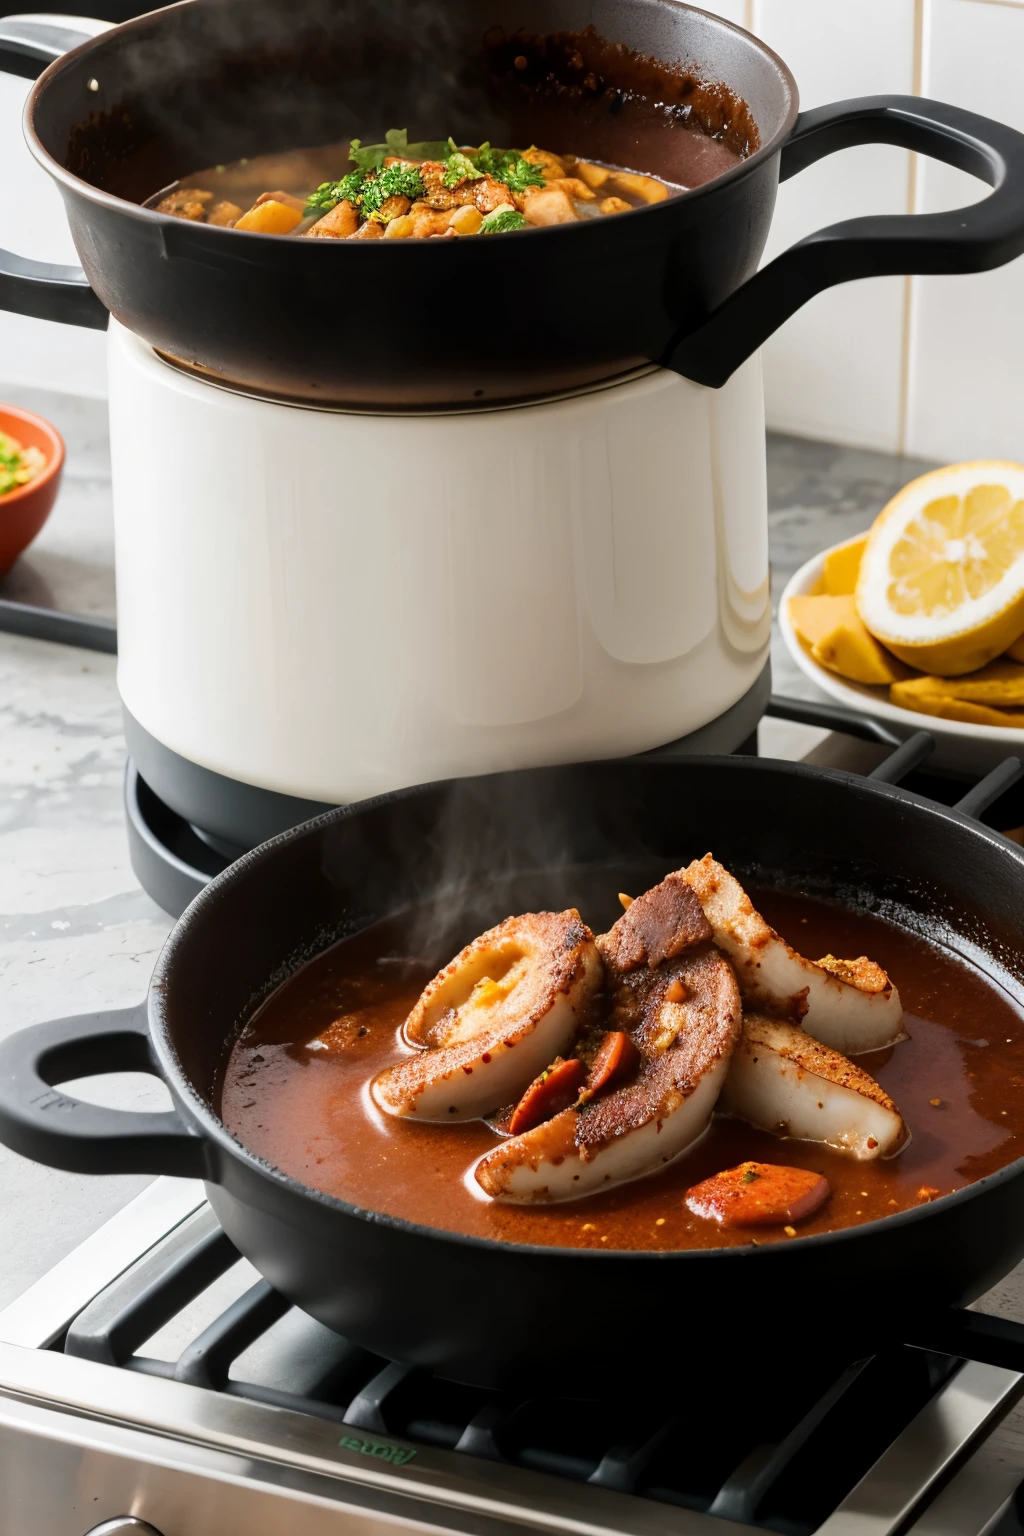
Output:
[39,1201,1010,1533]
[761,695,1024,834]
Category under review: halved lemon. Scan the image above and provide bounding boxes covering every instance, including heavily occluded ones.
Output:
[856,461,1024,676]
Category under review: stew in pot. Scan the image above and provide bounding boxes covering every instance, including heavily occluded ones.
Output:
[156,129,688,239]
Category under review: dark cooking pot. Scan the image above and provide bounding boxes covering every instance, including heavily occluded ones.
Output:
[3,1,1024,406]
[2,752,1024,1391]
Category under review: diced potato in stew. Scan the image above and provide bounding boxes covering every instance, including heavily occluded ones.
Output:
[152,128,686,241]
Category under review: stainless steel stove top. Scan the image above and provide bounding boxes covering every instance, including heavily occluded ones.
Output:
[1,1173,1024,1536]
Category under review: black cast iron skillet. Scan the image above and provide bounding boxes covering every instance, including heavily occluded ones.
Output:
[2,750,1024,1391]
[3,0,1024,407]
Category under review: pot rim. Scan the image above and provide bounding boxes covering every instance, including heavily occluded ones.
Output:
[147,751,1024,1265]
[22,0,800,243]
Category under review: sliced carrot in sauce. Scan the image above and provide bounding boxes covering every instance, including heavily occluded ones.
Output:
[685,1161,830,1228]
[508,1058,586,1135]
[588,1031,639,1095]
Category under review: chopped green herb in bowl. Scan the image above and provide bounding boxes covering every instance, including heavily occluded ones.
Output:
[0,432,46,498]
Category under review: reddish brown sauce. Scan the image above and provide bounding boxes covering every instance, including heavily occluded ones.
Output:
[219,888,1024,1250]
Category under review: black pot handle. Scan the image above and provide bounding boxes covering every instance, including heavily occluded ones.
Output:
[0,14,107,76]
[0,14,109,330]
[669,95,1024,387]
[0,1005,210,1177]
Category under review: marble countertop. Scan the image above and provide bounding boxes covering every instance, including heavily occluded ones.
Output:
[0,380,949,1310]
[0,386,165,1309]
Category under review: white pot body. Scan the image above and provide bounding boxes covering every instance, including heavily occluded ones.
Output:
[109,322,771,806]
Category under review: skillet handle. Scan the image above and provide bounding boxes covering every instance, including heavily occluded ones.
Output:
[0,1006,210,1177]
[668,95,1024,388]
[0,14,109,330]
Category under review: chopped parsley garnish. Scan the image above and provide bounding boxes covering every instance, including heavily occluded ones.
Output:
[360,162,426,218]
[741,1168,761,1184]
[497,156,546,192]
[306,170,365,215]
[305,131,547,231]
[480,208,528,234]
[472,142,546,191]
[472,142,503,177]
[443,150,484,188]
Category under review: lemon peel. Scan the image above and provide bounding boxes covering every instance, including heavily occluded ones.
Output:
[856,462,1024,676]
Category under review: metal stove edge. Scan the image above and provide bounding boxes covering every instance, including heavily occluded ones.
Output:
[1,1180,1023,1536]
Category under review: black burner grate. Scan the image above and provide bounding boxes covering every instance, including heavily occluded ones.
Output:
[51,1203,1011,1534]
[764,695,1024,834]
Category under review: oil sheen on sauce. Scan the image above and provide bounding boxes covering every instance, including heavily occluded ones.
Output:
[218,889,1024,1251]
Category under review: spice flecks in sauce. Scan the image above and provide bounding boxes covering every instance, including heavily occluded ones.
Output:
[218,889,1024,1251]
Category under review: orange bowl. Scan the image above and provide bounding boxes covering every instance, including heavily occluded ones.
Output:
[0,404,65,578]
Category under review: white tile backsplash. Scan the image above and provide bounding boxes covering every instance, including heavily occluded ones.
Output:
[0,71,107,397]
[751,0,917,452]
[905,0,1024,462]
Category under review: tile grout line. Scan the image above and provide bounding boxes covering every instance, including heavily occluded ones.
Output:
[897,0,926,458]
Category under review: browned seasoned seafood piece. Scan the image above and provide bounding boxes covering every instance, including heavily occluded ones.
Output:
[375,194,412,223]
[306,200,359,239]
[679,855,904,1054]
[575,161,612,190]
[371,910,602,1121]
[418,161,459,209]
[721,1014,908,1159]
[597,871,712,973]
[408,204,456,237]
[448,175,516,214]
[349,220,385,239]
[610,170,668,203]
[207,200,243,227]
[544,177,597,202]
[475,944,741,1201]
[522,147,568,181]
[156,187,213,221]
[522,187,579,225]
[817,954,890,990]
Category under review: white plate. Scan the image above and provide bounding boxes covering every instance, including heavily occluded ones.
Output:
[779,537,1024,777]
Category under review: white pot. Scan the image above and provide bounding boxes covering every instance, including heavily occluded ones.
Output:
[110,321,771,809]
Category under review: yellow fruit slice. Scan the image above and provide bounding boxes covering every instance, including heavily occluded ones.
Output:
[787,594,905,686]
[821,536,867,596]
[890,677,1024,728]
[788,594,850,648]
[891,658,1024,706]
[856,461,1024,676]
[1007,633,1024,663]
